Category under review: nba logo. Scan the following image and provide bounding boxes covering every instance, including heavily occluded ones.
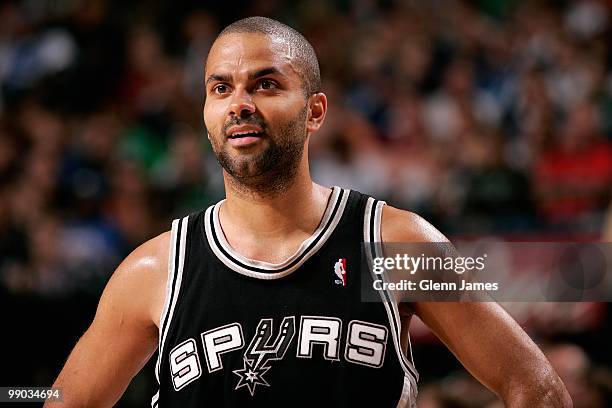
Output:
[334,258,347,286]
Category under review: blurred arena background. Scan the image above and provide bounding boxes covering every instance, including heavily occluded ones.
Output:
[0,0,611,406]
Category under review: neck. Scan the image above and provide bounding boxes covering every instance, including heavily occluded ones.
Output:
[220,165,331,238]
[223,146,306,199]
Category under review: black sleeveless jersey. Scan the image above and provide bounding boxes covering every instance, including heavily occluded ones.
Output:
[151,187,418,407]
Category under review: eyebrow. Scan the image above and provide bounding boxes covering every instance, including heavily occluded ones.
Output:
[205,67,285,87]
[248,67,283,80]
[205,73,231,87]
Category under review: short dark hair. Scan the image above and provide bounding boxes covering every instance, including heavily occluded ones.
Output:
[216,16,321,97]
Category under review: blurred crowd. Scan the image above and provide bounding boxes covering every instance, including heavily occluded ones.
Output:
[1,0,611,295]
[0,0,611,406]
[306,0,612,236]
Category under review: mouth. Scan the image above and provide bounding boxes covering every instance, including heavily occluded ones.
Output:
[225,125,266,147]
[225,128,267,147]
[227,130,265,139]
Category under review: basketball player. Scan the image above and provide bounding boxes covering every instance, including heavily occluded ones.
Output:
[47,17,572,407]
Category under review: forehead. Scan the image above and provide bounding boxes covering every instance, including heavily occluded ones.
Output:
[205,32,299,79]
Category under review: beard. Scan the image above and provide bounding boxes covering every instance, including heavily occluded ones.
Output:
[210,105,308,196]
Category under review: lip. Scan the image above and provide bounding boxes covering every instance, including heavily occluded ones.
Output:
[226,125,265,138]
[227,135,265,147]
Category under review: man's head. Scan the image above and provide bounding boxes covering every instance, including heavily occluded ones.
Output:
[203,17,327,195]
[214,17,321,97]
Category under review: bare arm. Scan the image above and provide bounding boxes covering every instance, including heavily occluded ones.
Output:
[381,206,572,407]
[45,232,170,407]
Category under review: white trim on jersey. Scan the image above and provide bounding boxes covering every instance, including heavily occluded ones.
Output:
[203,186,350,280]
[363,197,418,408]
[155,219,178,385]
[151,390,159,408]
[397,375,415,408]
[152,215,189,408]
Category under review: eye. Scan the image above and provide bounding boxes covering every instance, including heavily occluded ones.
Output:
[212,84,229,94]
[257,79,278,90]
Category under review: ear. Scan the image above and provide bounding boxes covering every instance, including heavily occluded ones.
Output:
[306,92,327,134]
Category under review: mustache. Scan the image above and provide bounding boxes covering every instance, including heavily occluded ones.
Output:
[223,116,267,135]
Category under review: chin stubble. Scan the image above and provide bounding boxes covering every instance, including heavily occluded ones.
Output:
[213,106,308,197]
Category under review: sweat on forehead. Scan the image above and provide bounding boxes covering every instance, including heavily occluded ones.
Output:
[210,16,321,96]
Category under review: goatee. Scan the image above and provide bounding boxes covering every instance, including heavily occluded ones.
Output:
[212,106,308,197]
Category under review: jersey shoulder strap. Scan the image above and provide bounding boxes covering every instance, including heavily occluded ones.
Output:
[362,195,419,405]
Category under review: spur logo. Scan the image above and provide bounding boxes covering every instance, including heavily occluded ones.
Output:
[233,316,295,395]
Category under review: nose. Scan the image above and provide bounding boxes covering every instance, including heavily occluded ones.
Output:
[228,88,256,118]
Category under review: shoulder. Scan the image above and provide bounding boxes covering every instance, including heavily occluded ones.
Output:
[379,206,455,316]
[119,230,172,273]
[101,231,172,328]
[380,204,449,243]
[112,231,172,283]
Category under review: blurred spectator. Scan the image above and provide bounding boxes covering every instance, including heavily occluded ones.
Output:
[534,101,612,230]
[458,130,534,232]
[152,123,222,217]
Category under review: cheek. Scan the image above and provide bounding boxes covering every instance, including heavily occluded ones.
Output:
[258,99,306,126]
[203,103,225,135]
